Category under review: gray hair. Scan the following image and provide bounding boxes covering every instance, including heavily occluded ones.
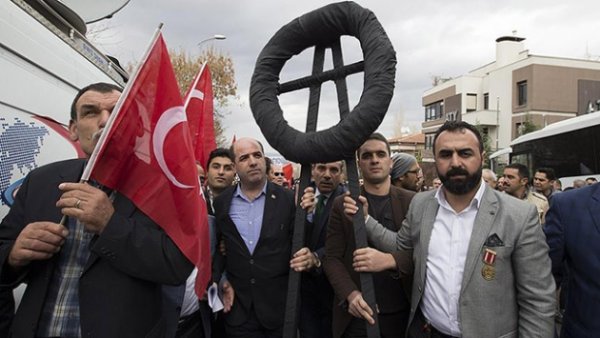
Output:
[482,168,497,182]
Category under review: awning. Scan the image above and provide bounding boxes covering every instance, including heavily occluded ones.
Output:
[489,147,512,159]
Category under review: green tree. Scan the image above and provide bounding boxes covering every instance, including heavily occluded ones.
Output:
[518,113,539,136]
[474,120,493,167]
[170,47,238,147]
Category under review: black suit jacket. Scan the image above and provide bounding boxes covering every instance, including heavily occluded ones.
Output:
[307,184,347,260]
[0,288,13,337]
[0,159,193,338]
[546,183,600,337]
[213,181,295,330]
[302,185,346,305]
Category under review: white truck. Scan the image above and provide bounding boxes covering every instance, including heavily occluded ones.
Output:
[1,0,129,308]
[1,0,128,219]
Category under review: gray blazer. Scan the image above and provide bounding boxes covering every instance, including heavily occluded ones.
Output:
[365,186,555,338]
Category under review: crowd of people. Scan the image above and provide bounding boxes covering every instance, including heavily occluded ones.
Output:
[0,83,599,338]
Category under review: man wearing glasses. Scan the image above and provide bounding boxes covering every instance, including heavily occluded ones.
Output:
[268,161,287,187]
[390,153,422,192]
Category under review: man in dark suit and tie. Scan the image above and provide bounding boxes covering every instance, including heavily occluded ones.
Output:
[212,137,298,338]
[295,161,346,338]
[0,82,192,337]
[545,182,600,337]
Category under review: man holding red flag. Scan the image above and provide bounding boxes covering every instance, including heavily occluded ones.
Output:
[0,81,193,338]
[0,29,214,337]
[87,32,210,301]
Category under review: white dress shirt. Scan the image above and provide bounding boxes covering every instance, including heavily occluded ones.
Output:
[421,181,486,336]
[180,268,200,316]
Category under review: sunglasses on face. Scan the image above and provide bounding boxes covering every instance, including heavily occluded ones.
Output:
[273,172,285,177]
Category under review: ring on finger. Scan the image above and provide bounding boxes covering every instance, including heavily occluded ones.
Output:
[75,199,82,209]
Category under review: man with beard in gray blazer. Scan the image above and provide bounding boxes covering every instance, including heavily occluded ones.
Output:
[346,121,555,337]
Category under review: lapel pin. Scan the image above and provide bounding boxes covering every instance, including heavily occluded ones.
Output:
[271,194,276,199]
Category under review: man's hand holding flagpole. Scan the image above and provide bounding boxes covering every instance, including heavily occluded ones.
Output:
[80,24,212,298]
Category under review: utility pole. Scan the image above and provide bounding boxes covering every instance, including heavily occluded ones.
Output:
[496,96,500,152]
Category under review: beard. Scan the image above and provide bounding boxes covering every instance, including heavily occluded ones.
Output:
[439,165,482,195]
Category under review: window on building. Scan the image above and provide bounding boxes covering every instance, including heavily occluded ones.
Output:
[517,81,527,106]
[484,93,489,110]
[424,100,444,121]
[425,134,435,150]
[466,93,477,112]
[516,122,525,136]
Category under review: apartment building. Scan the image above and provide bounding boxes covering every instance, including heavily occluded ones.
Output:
[421,36,600,161]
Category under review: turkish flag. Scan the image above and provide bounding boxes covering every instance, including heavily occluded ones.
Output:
[87,32,211,298]
[184,64,216,169]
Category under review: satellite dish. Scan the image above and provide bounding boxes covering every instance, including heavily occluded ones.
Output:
[59,0,131,24]
[43,0,87,35]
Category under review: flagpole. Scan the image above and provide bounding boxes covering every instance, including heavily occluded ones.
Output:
[183,62,207,109]
[80,23,165,182]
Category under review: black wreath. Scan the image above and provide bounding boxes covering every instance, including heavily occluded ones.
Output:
[249,1,396,164]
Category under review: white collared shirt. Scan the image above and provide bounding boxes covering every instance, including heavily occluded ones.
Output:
[306,188,330,223]
[421,181,486,336]
[180,268,200,316]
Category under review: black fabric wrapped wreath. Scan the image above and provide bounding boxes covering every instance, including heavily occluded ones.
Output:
[249,1,396,164]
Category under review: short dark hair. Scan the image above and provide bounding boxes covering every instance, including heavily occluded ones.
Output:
[358,132,390,157]
[433,121,483,154]
[207,148,234,168]
[70,82,122,120]
[505,163,530,180]
[265,156,273,174]
[535,167,556,181]
[586,177,598,182]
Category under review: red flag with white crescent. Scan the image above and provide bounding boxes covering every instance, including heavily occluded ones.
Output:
[87,31,211,298]
[184,64,216,168]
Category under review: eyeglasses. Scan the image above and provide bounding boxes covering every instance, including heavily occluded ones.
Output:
[405,169,420,175]
[273,172,285,177]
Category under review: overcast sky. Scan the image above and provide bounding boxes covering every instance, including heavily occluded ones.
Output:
[89,0,600,155]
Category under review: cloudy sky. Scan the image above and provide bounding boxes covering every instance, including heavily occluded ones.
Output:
[89,0,600,154]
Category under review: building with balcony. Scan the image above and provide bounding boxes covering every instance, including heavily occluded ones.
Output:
[421,36,600,162]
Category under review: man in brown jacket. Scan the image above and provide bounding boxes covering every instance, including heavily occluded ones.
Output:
[323,133,414,338]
